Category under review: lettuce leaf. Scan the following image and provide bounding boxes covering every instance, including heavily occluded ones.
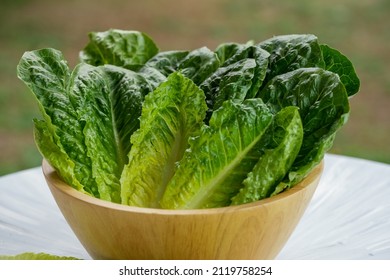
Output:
[217,44,270,98]
[0,252,79,260]
[33,119,85,193]
[200,44,269,120]
[258,67,350,188]
[80,29,220,86]
[231,106,303,205]
[120,72,208,207]
[215,42,247,65]
[17,49,154,202]
[69,64,154,202]
[17,49,99,196]
[79,29,159,70]
[256,34,360,98]
[143,50,190,76]
[320,44,360,97]
[177,47,220,85]
[200,58,257,113]
[160,99,273,209]
[258,34,325,87]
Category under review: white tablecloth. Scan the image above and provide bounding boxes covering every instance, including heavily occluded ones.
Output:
[1,154,389,259]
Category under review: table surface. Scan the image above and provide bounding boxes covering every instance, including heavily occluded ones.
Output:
[0,154,389,260]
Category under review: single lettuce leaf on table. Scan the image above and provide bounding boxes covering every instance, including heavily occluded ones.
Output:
[17,49,154,202]
[120,72,208,208]
[0,252,79,260]
[231,106,303,205]
[160,98,273,209]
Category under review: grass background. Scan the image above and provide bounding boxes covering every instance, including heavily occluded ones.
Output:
[1,0,389,175]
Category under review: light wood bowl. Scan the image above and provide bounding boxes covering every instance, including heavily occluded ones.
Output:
[42,160,323,260]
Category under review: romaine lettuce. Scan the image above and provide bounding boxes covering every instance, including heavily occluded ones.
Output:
[18,30,360,209]
[79,29,159,70]
[200,44,270,122]
[257,34,325,87]
[120,72,208,207]
[17,49,99,197]
[320,44,360,97]
[142,50,190,76]
[216,43,270,98]
[0,252,79,260]
[231,106,303,205]
[160,99,273,209]
[258,67,350,190]
[18,49,155,202]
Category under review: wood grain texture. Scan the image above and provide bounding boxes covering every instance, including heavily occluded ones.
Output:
[43,160,323,260]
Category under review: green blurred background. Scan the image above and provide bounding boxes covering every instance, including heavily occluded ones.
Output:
[1,0,389,175]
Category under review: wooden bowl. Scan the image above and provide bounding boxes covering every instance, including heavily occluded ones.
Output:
[42,160,323,260]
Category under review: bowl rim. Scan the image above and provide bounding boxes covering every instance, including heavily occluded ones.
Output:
[42,159,323,216]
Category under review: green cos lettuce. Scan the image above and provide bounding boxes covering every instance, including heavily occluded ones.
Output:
[17,29,360,209]
[0,252,79,260]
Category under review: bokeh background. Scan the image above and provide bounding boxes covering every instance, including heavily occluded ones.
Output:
[1,0,389,175]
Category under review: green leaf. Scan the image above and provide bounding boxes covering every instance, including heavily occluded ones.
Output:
[143,50,190,76]
[273,132,335,194]
[70,64,152,202]
[160,99,273,209]
[231,106,303,205]
[33,119,85,193]
[17,48,99,197]
[201,45,270,118]
[141,48,220,87]
[258,67,349,186]
[17,49,152,202]
[215,42,248,65]
[258,34,325,87]
[138,51,192,89]
[79,29,159,70]
[200,58,257,113]
[178,47,220,85]
[320,44,360,97]
[0,252,79,260]
[120,72,208,208]
[138,66,167,89]
[218,44,270,98]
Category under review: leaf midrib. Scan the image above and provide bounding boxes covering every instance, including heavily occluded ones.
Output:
[183,130,264,209]
[108,74,126,172]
